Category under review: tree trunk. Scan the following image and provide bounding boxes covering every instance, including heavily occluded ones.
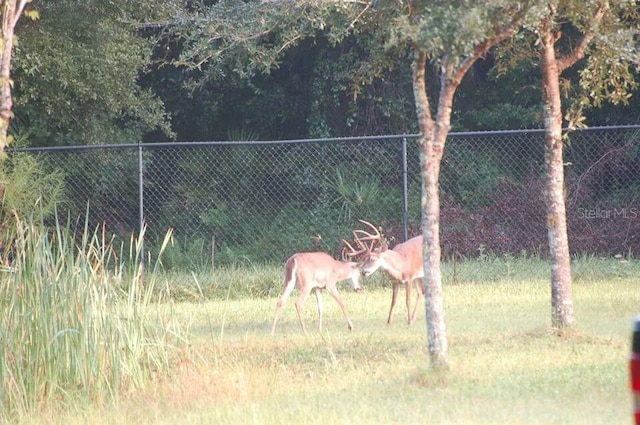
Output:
[0,0,27,156]
[412,49,449,370]
[408,7,526,367]
[540,24,574,330]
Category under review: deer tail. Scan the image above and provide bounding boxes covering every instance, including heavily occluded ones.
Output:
[279,256,298,303]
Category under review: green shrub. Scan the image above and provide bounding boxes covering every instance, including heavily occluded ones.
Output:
[0,152,65,226]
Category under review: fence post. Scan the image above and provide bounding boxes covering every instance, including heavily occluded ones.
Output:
[138,143,145,270]
[401,136,409,242]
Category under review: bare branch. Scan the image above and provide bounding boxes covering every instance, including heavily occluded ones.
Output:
[275,33,302,55]
[348,2,370,28]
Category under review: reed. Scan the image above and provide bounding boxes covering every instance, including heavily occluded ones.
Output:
[0,213,180,421]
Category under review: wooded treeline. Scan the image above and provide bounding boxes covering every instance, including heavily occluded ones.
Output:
[7,1,639,148]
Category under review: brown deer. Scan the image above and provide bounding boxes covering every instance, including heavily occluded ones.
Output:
[270,252,362,335]
[347,220,424,325]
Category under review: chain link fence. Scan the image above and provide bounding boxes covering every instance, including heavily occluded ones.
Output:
[10,125,640,268]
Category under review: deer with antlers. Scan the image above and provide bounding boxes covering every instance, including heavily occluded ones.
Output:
[345,220,424,325]
[270,251,362,335]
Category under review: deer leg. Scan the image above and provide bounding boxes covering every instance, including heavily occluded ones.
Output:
[387,282,399,324]
[271,262,297,335]
[410,278,425,324]
[326,284,354,331]
[294,289,312,335]
[271,298,285,335]
[406,279,414,325]
[315,289,324,332]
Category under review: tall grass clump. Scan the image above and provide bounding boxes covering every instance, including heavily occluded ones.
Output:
[0,212,181,421]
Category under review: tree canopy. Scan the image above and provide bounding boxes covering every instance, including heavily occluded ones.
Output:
[4,0,636,146]
[11,0,175,147]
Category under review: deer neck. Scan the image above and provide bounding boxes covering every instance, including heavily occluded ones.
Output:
[336,261,358,281]
[381,250,410,282]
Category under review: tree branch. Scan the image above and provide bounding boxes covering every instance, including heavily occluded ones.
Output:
[349,3,370,28]
[557,1,608,73]
[412,48,433,132]
[453,4,528,86]
[10,0,28,29]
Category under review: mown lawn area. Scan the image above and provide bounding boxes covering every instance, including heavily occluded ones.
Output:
[19,257,638,425]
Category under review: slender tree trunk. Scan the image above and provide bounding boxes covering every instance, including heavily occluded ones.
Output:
[412,49,449,370]
[408,5,526,367]
[540,23,574,330]
[0,0,28,156]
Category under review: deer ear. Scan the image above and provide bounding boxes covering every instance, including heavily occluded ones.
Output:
[379,244,388,252]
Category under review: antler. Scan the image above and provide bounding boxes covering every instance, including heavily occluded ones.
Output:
[342,238,367,260]
[341,219,383,261]
[353,219,382,251]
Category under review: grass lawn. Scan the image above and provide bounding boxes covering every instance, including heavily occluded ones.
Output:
[13,258,640,425]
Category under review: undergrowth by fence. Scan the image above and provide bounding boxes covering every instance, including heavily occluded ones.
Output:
[7,125,640,267]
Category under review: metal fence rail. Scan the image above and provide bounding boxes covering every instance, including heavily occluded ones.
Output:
[10,125,640,267]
